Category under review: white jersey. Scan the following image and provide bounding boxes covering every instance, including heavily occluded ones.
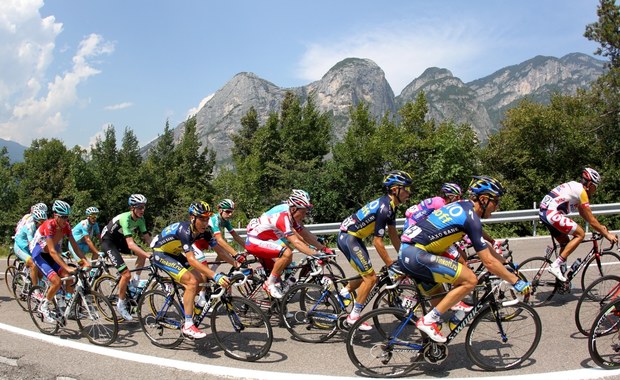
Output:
[540,181,590,214]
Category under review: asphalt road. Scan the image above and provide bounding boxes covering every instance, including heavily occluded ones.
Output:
[2,236,620,380]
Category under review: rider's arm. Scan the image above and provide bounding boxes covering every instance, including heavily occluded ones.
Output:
[82,235,99,258]
[478,247,519,284]
[68,236,91,267]
[230,230,246,247]
[46,237,73,273]
[373,235,395,267]
[126,235,151,259]
[214,232,238,257]
[296,227,327,251]
[579,206,618,243]
[387,225,400,253]
[288,232,319,256]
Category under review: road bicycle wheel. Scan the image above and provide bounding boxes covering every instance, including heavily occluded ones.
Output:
[11,272,31,311]
[373,284,420,312]
[74,291,119,346]
[346,307,424,378]
[518,256,557,306]
[6,250,18,268]
[210,295,273,362]
[92,274,120,321]
[138,289,184,348]
[228,273,273,317]
[27,285,60,335]
[581,251,620,291]
[575,275,620,336]
[4,265,17,294]
[466,302,541,370]
[280,283,342,343]
[588,298,620,369]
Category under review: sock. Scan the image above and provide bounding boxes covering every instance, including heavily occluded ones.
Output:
[268,274,279,285]
[552,256,566,268]
[423,308,443,324]
[184,315,193,329]
[350,302,363,319]
[340,287,350,298]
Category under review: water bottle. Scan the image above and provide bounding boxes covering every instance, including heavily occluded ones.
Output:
[565,258,582,278]
[128,281,137,297]
[320,276,335,291]
[56,289,66,310]
[449,310,466,330]
[255,265,266,278]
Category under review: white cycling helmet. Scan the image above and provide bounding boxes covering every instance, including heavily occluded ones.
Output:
[128,194,147,206]
[582,167,601,187]
[287,189,313,209]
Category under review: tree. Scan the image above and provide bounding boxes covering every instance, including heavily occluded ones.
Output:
[89,125,122,222]
[585,0,620,68]
[0,147,19,241]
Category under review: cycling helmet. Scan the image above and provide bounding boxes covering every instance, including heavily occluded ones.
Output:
[85,206,100,215]
[32,202,48,213]
[188,201,213,217]
[128,194,147,206]
[52,200,71,216]
[441,182,462,197]
[31,209,47,222]
[383,170,413,188]
[287,189,313,209]
[582,167,601,186]
[468,176,506,197]
[218,199,235,210]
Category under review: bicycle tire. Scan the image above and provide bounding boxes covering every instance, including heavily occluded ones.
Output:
[210,295,273,362]
[6,250,17,268]
[27,285,60,335]
[465,302,541,370]
[4,265,17,294]
[575,275,620,336]
[518,256,557,306]
[12,271,31,311]
[228,273,274,317]
[346,307,424,378]
[74,291,119,346]
[581,251,620,292]
[138,289,184,348]
[588,298,620,369]
[372,284,420,312]
[280,282,342,343]
[92,274,120,321]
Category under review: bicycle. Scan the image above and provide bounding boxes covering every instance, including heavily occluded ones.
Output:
[227,253,346,323]
[345,272,542,377]
[519,233,620,306]
[575,274,620,336]
[137,276,273,362]
[26,266,119,346]
[588,296,620,369]
[279,265,416,343]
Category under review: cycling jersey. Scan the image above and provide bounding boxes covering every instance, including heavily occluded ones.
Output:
[152,221,217,256]
[69,218,101,256]
[401,201,487,253]
[15,213,33,234]
[13,219,38,262]
[339,195,396,239]
[29,219,72,253]
[539,181,589,236]
[403,196,446,230]
[101,211,148,252]
[209,214,234,237]
[539,181,590,214]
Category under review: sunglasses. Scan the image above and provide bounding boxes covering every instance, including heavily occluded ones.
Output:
[134,205,146,210]
[222,210,234,214]
[58,215,69,220]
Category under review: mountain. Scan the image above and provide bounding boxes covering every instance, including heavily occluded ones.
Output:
[150,53,606,166]
[0,138,27,163]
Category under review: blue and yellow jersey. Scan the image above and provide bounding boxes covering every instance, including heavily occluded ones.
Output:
[401,200,487,254]
[339,195,396,239]
[152,221,216,256]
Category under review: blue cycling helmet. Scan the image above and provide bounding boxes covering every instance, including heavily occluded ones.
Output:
[52,200,71,216]
[383,170,413,188]
[441,182,462,197]
[32,202,48,213]
[189,201,213,217]
[85,206,100,215]
[468,176,505,197]
[32,209,47,222]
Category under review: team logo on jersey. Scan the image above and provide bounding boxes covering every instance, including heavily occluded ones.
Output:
[378,228,385,235]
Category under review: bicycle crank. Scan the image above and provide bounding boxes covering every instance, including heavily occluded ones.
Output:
[423,343,448,364]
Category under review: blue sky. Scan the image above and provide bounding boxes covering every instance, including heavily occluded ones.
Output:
[0,0,603,149]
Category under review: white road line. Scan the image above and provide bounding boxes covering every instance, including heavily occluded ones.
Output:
[1,322,619,380]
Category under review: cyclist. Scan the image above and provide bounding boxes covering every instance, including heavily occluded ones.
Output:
[68,207,101,262]
[403,182,462,230]
[208,198,245,265]
[397,176,530,343]
[245,189,331,299]
[13,208,47,291]
[15,202,48,234]
[30,200,91,323]
[539,167,618,281]
[151,201,230,339]
[100,194,152,321]
[337,170,412,330]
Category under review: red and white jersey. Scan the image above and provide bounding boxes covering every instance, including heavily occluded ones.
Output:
[246,204,303,241]
[29,218,72,252]
[540,181,590,214]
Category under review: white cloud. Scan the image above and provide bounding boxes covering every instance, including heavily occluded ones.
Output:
[0,1,114,145]
[296,18,495,94]
[186,93,214,118]
[104,102,133,111]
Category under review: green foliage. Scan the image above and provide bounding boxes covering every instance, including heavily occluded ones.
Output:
[585,0,620,68]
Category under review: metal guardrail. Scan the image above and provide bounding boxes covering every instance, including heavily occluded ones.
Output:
[232,203,620,238]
